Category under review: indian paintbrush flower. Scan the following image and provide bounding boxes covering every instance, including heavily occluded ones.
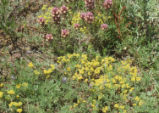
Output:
[103,0,112,9]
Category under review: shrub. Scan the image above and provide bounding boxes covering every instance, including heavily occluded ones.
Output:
[35,0,131,55]
[1,53,153,113]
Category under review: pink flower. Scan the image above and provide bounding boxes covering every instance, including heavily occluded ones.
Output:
[103,0,112,9]
[80,13,86,19]
[101,24,108,30]
[74,23,80,29]
[80,12,94,23]
[37,17,45,25]
[60,5,68,14]
[45,34,53,41]
[84,0,94,10]
[61,29,69,38]
[52,7,61,24]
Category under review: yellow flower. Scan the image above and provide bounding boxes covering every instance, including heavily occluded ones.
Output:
[17,108,22,113]
[50,64,55,70]
[42,5,47,10]
[7,90,15,95]
[133,103,136,106]
[9,102,14,107]
[0,91,3,98]
[129,87,134,92]
[84,79,88,82]
[22,82,28,87]
[119,105,125,109]
[73,103,78,108]
[135,96,140,101]
[15,102,22,107]
[102,106,108,113]
[114,104,119,108]
[0,83,4,87]
[16,84,21,89]
[28,62,34,68]
[34,70,40,75]
[136,77,141,81]
[43,68,53,75]
[16,95,20,98]
[67,67,71,71]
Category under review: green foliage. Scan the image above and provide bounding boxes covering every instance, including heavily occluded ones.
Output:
[0,0,23,49]
[0,54,158,112]
[0,0,159,113]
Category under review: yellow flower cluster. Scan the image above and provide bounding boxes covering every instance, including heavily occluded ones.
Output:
[94,12,107,25]
[102,106,108,113]
[57,53,80,64]
[17,109,22,113]
[0,91,3,98]
[28,62,34,68]
[71,12,81,26]
[79,26,88,34]
[70,97,87,110]
[71,55,115,82]
[133,96,144,106]
[6,86,25,112]
[118,60,141,82]
[16,82,28,89]
[56,53,143,112]
[34,70,40,75]
[7,90,15,95]
[9,102,22,107]
[38,5,53,24]
[0,83,4,87]
[71,12,88,34]
[43,64,55,78]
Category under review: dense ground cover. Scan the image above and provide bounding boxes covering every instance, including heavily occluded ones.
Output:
[0,0,159,113]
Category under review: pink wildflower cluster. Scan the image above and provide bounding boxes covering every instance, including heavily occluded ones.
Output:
[103,0,112,9]
[45,34,53,41]
[101,24,108,30]
[84,0,94,10]
[61,29,69,38]
[37,17,45,25]
[74,23,80,29]
[51,5,68,24]
[52,7,61,24]
[80,12,94,23]
[60,5,68,15]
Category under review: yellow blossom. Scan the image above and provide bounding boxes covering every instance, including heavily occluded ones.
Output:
[17,108,22,113]
[16,84,21,89]
[50,64,55,70]
[133,103,136,106]
[67,67,71,71]
[135,96,140,101]
[102,106,108,113]
[7,90,15,95]
[119,105,125,109]
[12,102,23,107]
[28,62,34,68]
[114,104,119,108]
[22,82,28,87]
[0,91,3,98]
[34,70,40,75]
[136,77,141,81]
[42,5,47,10]
[9,102,14,107]
[0,83,4,87]
[16,95,20,98]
